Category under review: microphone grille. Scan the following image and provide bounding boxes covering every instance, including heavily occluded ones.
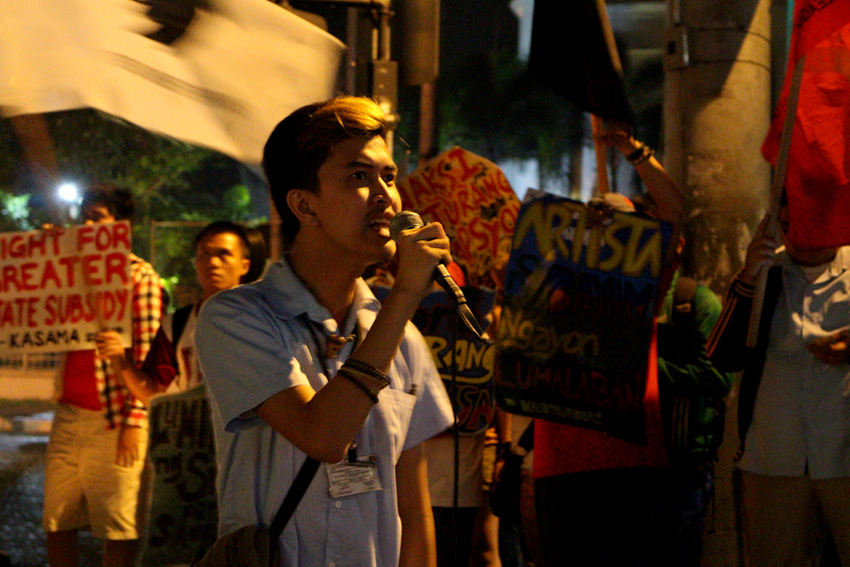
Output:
[389,211,424,241]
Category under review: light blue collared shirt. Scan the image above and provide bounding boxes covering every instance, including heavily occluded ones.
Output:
[197,258,454,567]
[739,247,850,479]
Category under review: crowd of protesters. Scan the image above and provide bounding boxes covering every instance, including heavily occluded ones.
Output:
[21,96,848,567]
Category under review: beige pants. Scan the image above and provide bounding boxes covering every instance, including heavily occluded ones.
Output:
[742,470,850,567]
[43,403,149,540]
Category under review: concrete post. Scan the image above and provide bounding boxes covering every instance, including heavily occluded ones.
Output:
[664,2,773,566]
[664,0,772,294]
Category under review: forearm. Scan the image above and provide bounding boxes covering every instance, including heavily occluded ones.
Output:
[607,134,685,225]
[113,359,166,406]
[633,154,685,225]
[257,288,425,462]
[350,286,423,372]
[706,277,755,371]
[399,514,436,567]
[495,406,512,445]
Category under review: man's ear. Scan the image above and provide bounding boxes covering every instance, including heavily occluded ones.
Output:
[287,189,318,224]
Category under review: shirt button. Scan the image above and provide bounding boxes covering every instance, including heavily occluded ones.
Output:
[335,501,342,509]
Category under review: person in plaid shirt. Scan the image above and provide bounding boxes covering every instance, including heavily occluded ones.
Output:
[42,185,163,567]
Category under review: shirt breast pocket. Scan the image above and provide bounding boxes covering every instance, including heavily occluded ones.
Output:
[367,388,417,461]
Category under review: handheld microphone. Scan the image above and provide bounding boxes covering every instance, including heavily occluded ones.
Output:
[389,211,483,339]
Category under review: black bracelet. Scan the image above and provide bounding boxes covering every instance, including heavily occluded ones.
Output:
[343,358,391,386]
[337,367,380,403]
[626,144,645,163]
[628,143,654,166]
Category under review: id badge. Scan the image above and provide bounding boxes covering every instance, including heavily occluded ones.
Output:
[326,456,382,498]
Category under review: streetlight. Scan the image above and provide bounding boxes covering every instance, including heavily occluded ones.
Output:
[56,182,80,222]
[57,182,79,202]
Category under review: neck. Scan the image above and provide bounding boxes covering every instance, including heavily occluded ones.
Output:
[288,239,363,325]
[787,246,838,267]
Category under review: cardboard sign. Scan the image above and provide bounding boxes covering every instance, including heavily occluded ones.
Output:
[412,288,497,434]
[397,147,520,291]
[495,192,673,442]
[0,223,133,352]
[144,386,218,566]
[373,284,497,435]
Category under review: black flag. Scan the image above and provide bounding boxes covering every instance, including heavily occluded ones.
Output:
[529,0,633,125]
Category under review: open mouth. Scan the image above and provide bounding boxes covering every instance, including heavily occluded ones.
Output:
[369,217,391,235]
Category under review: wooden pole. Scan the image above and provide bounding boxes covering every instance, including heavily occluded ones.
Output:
[746,54,806,348]
[590,114,610,195]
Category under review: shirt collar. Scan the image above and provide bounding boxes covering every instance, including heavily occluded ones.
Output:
[258,255,381,333]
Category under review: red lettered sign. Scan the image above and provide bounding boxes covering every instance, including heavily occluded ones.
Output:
[0,222,133,352]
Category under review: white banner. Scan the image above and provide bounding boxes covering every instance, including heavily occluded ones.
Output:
[0,0,345,164]
[0,223,134,353]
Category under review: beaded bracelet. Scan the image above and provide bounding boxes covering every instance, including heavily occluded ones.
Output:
[342,358,391,387]
[342,365,389,390]
[337,367,380,403]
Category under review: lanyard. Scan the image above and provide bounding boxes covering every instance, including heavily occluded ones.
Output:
[304,317,361,462]
[305,319,359,376]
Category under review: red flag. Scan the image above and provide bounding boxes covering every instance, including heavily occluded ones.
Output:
[762,0,850,248]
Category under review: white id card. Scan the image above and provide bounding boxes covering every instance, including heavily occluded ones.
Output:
[326,456,382,498]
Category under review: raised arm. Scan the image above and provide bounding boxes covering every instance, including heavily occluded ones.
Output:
[596,124,685,225]
[252,222,452,463]
[706,214,782,372]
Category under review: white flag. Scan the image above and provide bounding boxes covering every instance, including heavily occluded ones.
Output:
[0,0,345,164]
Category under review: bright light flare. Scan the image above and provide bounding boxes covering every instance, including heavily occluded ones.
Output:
[57,182,79,202]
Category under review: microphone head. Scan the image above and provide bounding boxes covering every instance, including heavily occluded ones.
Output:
[389,211,424,241]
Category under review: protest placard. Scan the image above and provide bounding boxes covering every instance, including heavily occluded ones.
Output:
[397,147,520,291]
[495,192,674,442]
[412,288,497,434]
[144,386,218,565]
[0,222,133,353]
[372,284,497,434]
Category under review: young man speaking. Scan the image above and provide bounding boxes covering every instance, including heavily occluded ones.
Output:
[196,97,454,567]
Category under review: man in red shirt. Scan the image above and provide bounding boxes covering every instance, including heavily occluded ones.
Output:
[42,185,163,567]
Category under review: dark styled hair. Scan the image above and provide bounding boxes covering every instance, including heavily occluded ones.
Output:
[80,184,136,223]
[262,96,390,243]
[241,225,268,283]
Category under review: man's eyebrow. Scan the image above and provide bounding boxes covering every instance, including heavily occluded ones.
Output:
[346,159,398,172]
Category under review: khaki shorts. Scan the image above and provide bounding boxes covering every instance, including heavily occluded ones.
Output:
[43,403,149,540]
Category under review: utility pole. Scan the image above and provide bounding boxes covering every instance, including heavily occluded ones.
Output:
[664,0,772,294]
[664,2,773,565]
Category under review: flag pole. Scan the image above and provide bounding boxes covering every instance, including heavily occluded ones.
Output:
[591,114,610,195]
[746,55,806,348]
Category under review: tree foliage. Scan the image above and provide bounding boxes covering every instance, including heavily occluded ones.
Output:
[0,109,266,308]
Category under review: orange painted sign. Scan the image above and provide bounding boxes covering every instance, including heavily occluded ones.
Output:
[397,147,520,290]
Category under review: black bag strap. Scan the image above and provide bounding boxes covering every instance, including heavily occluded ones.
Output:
[267,456,321,566]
